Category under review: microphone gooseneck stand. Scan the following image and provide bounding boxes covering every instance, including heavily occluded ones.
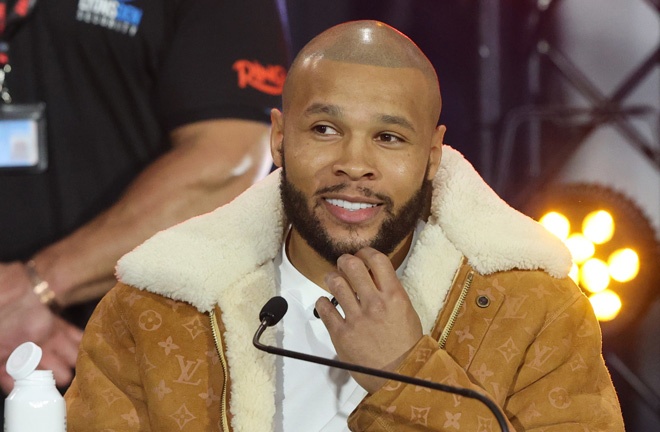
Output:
[253,296,509,432]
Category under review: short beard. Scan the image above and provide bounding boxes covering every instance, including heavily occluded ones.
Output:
[280,158,431,265]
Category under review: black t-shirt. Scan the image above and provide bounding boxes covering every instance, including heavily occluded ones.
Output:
[0,0,288,260]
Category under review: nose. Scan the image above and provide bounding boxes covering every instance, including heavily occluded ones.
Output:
[331,137,378,181]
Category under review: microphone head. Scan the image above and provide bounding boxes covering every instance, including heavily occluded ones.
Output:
[259,296,288,326]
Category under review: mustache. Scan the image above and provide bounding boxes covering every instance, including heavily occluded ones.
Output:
[314,183,394,209]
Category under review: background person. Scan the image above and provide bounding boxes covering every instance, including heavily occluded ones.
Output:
[0,0,289,414]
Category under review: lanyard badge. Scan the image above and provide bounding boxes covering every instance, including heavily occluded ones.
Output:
[0,0,47,173]
[0,102,46,172]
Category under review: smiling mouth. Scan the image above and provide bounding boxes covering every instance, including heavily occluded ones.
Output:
[325,198,379,212]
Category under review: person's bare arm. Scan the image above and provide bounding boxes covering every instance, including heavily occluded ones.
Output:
[0,118,271,391]
[35,118,272,305]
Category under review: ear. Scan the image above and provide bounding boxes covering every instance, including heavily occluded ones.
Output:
[270,108,284,168]
[426,125,445,180]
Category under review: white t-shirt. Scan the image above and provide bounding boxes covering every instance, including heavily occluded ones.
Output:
[274,221,424,431]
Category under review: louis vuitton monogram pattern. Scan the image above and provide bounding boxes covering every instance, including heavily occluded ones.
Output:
[65,264,623,431]
[66,284,226,431]
[348,267,624,431]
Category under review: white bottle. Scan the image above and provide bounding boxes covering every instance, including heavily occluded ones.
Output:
[4,342,66,432]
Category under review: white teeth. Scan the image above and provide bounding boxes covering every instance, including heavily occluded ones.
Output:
[326,198,377,211]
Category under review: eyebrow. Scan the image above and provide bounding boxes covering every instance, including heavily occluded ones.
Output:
[303,103,416,133]
[379,114,416,132]
[304,103,342,117]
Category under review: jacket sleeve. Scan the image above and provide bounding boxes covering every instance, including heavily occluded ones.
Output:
[65,283,153,431]
[64,283,223,431]
[348,278,624,431]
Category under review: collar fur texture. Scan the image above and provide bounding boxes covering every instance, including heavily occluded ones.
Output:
[117,145,571,314]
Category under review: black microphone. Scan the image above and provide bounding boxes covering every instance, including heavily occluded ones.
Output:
[253,296,510,432]
[259,296,289,326]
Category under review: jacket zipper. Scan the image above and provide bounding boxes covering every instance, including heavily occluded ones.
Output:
[438,271,474,349]
[209,310,230,432]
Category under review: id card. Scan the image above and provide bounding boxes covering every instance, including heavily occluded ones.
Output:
[0,103,47,173]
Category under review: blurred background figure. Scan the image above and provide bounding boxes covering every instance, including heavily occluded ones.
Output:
[0,0,289,422]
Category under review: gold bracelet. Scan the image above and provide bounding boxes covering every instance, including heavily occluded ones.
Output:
[24,260,62,314]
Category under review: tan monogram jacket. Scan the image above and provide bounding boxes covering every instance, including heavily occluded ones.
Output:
[65,146,624,431]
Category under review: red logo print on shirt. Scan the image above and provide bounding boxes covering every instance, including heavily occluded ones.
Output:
[233,60,286,96]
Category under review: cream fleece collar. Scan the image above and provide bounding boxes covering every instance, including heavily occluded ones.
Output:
[117,145,570,313]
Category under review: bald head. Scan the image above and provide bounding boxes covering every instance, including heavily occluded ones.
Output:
[283,20,442,123]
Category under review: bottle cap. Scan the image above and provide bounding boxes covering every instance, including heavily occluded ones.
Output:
[6,342,42,380]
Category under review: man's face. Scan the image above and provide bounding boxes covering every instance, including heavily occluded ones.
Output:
[271,59,444,264]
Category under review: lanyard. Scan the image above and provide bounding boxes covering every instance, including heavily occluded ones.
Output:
[0,0,36,103]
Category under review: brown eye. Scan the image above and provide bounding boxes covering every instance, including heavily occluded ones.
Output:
[313,125,339,135]
[378,133,403,143]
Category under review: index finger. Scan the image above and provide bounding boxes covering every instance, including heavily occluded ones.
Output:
[335,253,379,304]
[353,247,401,294]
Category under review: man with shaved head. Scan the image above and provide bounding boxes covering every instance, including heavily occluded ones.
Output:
[64,21,623,431]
